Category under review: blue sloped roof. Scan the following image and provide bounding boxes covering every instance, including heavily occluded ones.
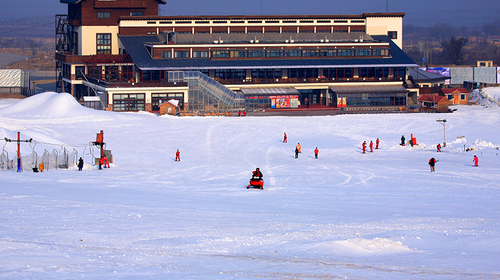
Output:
[119,34,417,70]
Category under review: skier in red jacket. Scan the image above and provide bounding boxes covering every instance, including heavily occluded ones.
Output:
[473,155,478,167]
[362,141,366,154]
[369,140,374,152]
[175,149,180,161]
[376,138,380,149]
[283,132,287,143]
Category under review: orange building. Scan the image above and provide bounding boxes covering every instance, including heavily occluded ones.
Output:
[440,88,468,105]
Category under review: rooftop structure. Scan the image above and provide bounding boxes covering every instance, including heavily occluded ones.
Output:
[56,0,417,113]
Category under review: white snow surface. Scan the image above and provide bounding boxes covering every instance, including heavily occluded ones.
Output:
[1,90,500,279]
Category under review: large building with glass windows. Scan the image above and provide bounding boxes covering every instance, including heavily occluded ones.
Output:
[56,0,418,113]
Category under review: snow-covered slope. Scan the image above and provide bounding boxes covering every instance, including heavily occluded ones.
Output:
[0,90,499,279]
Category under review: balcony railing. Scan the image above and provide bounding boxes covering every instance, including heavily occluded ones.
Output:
[217,76,405,85]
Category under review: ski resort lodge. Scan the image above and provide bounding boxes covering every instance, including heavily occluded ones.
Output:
[56,0,419,114]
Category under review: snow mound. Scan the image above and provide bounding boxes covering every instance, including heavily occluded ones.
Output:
[308,238,415,255]
[0,92,104,119]
[469,87,500,107]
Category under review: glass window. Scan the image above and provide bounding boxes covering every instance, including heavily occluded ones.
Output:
[230,50,247,58]
[96,34,111,54]
[388,31,397,39]
[284,50,300,57]
[320,50,336,57]
[113,94,145,111]
[193,51,208,58]
[302,50,319,57]
[174,51,190,58]
[130,11,143,16]
[338,49,352,56]
[212,50,229,58]
[97,12,110,18]
[162,51,171,58]
[355,49,371,56]
[75,66,85,80]
[266,50,282,57]
[248,50,263,57]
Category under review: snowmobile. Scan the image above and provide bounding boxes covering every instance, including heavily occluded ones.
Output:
[247,176,264,190]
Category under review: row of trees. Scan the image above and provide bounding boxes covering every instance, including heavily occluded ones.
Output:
[403,19,500,66]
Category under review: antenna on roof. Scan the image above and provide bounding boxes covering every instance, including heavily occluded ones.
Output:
[386,0,389,12]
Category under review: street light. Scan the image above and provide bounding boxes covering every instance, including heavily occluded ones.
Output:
[436,119,447,147]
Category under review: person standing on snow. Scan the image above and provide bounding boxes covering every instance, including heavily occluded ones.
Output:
[429,157,437,172]
[78,157,84,171]
[283,132,287,143]
[296,143,301,153]
[103,155,110,168]
[175,149,180,161]
[295,146,299,159]
[376,138,380,149]
[473,155,479,167]
[314,147,319,159]
[437,143,442,152]
[99,157,103,170]
[370,140,374,152]
[401,135,405,146]
[362,141,367,154]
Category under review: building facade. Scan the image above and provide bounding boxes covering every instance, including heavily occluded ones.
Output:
[56,0,418,113]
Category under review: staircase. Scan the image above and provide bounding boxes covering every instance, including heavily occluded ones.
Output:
[170,71,245,111]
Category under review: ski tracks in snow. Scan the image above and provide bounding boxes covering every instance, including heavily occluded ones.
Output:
[265,146,276,186]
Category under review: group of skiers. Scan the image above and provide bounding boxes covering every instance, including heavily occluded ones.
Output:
[362,138,380,154]
[283,133,320,160]
[429,154,478,172]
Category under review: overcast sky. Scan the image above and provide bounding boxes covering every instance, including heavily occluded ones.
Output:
[1,0,499,28]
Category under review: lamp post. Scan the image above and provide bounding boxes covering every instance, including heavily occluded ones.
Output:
[436,119,447,147]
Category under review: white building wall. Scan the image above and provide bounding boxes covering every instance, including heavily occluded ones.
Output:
[79,26,120,55]
[365,16,403,48]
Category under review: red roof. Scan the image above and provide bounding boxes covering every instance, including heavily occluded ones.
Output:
[440,88,468,95]
[418,94,447,102]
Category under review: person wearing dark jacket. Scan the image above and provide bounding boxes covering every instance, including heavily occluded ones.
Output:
[429,157,437,172]
[401,135,405,146]
[295,147,299,158]
[252,168,263,180]
[78,157,84,171]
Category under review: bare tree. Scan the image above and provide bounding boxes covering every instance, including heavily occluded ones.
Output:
[28,40,39,57]
[441,36,468,65]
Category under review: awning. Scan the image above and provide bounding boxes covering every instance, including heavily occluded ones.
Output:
[241,87,299,95]
[329,84,408,94]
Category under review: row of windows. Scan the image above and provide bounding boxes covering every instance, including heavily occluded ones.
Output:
[204,67,405,80]
[97,11,144,18]
[160,48,389,59]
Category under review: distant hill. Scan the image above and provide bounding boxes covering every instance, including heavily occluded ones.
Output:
[0,16,54,38]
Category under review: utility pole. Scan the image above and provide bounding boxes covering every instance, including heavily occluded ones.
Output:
[386,0,389,12]
[4,132,32,172]
[436,119,447,147]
